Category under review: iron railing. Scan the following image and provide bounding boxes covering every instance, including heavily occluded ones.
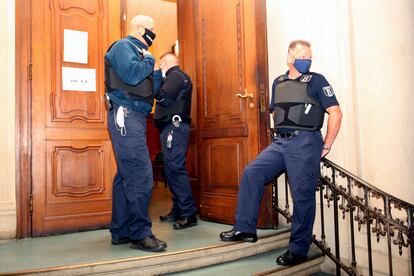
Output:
[273,158,414,276]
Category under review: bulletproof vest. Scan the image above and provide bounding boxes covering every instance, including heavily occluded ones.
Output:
[104,41,154,105]
[273,75,324,131]
[154,70,192,124]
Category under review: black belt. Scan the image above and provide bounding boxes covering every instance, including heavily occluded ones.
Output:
[275,130,300,139]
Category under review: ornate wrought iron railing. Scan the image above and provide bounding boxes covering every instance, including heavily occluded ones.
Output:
[273,158,414,276]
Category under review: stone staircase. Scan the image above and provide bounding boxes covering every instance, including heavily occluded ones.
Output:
[7,229,324,276]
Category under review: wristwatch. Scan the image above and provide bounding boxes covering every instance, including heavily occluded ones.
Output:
[322,145,331,151]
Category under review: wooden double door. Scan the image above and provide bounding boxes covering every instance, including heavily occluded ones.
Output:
[19,0,273,237]
[178,0,273,226]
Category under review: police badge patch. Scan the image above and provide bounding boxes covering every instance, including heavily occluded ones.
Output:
[323,86,335,97]
[300,75,312,83]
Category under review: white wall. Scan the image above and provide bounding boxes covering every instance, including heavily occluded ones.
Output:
[266,0,414,203]
[351,0,414,203]
[266,0,414,274]
[0,0,16,239]
[266,0,359,174]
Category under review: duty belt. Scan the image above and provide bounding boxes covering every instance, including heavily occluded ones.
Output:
[275,130,300,139]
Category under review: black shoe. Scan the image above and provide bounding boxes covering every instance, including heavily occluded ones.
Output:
[111,237,130,245]
[160,211,179,222]
[276,250,307,266]
[149,234,167,248]
[130,235,167,252]
[219,229,258,243]
[173,214,198,230]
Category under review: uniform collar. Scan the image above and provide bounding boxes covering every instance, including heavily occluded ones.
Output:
[285,70,303,81]
[126,35,148,50]
[285,70,313,81]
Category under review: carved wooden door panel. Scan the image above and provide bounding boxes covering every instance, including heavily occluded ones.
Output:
[194,0,273,226]
[31,0,120,236]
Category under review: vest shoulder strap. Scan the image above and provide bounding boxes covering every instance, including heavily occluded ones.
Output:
[277,75,286,82]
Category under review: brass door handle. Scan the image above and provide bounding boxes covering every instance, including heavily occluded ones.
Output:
[236,89,254,100]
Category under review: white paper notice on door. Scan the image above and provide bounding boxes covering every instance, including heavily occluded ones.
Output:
[62,67,96,92]
[63,29,88,64]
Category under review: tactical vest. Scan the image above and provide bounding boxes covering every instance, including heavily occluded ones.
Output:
[104,41,154,105]
[154,70,192,125]
[273,75,324,131]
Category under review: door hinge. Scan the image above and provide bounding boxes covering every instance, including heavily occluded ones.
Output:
[29,194,33,215]
[28,63,32,81]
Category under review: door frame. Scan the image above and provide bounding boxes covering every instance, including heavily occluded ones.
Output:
[253,0,275,227]
[15,0,272,238]
[16,0,32,238]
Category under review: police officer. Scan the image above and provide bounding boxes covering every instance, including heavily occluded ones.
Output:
[154,52,198,230]
[219,40,342,266]
[104,15,167,252]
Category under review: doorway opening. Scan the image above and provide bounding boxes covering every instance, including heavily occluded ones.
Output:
[122,0,180,220]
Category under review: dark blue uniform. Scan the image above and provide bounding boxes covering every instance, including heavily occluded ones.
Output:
[105,35,162,241]
[155,66,197,219]
[234,71,339,256]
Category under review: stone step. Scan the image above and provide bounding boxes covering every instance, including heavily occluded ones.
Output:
[168,244,324,276]
[254,254,324,276]
[9,230,291,275]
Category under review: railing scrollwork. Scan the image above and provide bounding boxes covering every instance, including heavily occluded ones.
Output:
[272,158,414,276]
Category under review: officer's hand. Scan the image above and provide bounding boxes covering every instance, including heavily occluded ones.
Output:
[321,149,330,158]
[142,49,152,57]
[154,61,160,70]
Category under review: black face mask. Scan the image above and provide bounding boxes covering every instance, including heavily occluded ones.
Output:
[142,28,156,47]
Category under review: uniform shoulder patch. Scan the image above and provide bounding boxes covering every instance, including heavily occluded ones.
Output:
[322,86,335,97]
[300,75,312,83]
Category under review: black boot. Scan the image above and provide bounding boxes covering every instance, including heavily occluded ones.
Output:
[219,229,258,243]
[173,214,198,230]
[130,235,167,252]
[160,210,179,222]
[276,250,307,266]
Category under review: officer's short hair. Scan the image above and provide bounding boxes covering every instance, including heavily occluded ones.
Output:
[288,40,311,51]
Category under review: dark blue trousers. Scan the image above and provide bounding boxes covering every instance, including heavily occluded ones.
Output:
[108,102,153,241]
[160,123,197,218]
[234,130,323,256]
